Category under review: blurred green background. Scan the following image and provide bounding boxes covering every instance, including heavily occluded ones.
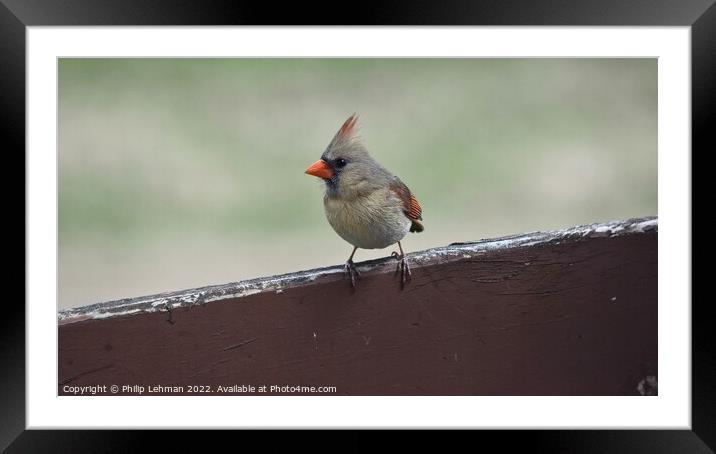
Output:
[59,58,657,309]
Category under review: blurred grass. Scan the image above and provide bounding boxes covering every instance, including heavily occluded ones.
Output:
[59,58,657,308]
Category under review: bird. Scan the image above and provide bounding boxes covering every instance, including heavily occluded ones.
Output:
[304,114,423,289]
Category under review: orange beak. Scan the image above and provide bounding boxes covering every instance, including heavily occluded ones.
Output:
[305,159,333,180]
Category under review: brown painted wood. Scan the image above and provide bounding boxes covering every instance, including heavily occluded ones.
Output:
[58,217,657,396]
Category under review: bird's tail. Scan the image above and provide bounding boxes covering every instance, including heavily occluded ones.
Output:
[410,220,424,233]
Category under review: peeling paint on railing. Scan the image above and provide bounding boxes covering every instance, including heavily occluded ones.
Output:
[58,216,657,325]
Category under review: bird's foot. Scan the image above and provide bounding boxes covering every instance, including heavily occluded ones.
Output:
[391,251,412,290]
[344,259,361,289]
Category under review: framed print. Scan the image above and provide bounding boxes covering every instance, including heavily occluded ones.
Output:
[7,0,710,450]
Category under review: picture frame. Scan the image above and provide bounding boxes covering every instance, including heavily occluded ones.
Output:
[7,0,709,450]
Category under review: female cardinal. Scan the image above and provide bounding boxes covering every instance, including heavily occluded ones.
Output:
[305,114,423,289]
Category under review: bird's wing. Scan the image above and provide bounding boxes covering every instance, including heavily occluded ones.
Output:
[389,178,423,222]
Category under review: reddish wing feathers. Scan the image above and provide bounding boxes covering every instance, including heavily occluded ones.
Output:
[407,194,422,221]
[389,179,424,233]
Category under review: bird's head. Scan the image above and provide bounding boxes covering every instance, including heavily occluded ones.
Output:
[305,114,390,199]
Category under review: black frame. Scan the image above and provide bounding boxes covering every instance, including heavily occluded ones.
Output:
[5,0,711,451]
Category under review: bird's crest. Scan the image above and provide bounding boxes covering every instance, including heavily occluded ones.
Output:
[337,113,359,139]
[328,113,360,150]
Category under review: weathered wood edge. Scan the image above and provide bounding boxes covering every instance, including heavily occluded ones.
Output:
[58,216,657,325]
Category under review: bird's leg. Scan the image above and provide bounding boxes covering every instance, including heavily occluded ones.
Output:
[391,241,411,290]
[344,246,361,288]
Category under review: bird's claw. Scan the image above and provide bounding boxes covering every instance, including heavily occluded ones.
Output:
[392,252,411,290]
[344,259,361,289]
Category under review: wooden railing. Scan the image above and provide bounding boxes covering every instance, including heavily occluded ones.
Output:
[58,217,657,396]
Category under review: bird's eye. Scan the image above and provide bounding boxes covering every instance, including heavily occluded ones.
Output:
[335,158,347,168]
